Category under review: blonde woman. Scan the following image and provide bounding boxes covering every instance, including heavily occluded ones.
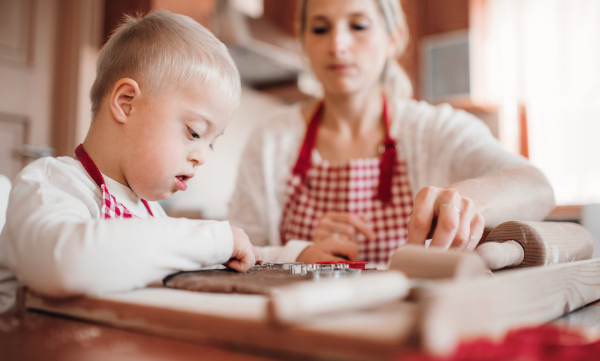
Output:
[229,0,555,269]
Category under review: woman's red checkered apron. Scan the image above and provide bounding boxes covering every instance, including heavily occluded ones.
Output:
[75,144,153,219]
[280,100,413,266]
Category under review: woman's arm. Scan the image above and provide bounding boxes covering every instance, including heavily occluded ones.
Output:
[448,164,555,228]
[407,163,555,250]
[404,103,555,250]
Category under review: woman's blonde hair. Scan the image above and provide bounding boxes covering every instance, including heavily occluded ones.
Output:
[90,10,241,118]
[297,0,413,100]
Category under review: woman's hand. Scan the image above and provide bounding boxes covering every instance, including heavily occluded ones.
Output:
[406,186,485,251]
[312,211,377,243]
[296,236,359,263]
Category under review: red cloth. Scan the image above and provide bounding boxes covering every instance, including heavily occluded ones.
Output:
[75,144,153,218]
[403,325,599,361]
[280,99,413,265]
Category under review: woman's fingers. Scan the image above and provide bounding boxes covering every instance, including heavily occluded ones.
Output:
[323,237,359,261]
[313,212,376,242]
[327,213,377,241]
[296,237,359,263]
[408,187,485,250]
[406,187,437,245]
[314,217,356,239]
[465,212,485,251]
[429,202,461,249]
[313,228,351,242]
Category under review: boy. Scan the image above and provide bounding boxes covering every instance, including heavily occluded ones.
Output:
[0,10,257,313]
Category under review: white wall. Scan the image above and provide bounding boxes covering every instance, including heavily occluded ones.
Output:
[0,0,58,148]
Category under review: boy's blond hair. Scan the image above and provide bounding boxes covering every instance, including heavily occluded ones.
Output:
[90,10,240,118]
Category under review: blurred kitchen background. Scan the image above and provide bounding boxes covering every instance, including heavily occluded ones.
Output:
[0,0,599,238]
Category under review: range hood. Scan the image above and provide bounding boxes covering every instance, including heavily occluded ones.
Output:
[213,0,304,88]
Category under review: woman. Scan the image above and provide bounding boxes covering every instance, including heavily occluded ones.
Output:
[229,0,555,269]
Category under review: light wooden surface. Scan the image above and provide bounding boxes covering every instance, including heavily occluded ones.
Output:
[387,245,489,280]
[481,221,593,268]
[24,287,418,361]
[8,298,600,361]
[23,257,600,359]
[269,271,410,324]
[0,310,282,361]
[420,257,600,354]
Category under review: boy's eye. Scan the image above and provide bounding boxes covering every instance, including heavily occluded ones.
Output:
[188,127,200,139]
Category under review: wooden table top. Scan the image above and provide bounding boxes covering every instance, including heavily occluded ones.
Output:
[0,310,291,361]
[3,299,600,361]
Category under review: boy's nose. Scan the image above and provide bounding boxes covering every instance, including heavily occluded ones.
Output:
[188,147,206,167]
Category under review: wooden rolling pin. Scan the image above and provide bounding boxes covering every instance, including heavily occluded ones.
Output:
[476,221,594,270]
[388,221,594,278]
[388,245,489,280]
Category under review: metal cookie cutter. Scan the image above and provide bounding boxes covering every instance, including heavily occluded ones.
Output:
[310,268,361,281]
[268,262,304,270]
[289,264,308,275]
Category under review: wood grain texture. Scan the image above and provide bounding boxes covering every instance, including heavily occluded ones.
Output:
[475,240,524,270]
[0,311,279,361]
[23,257,600,358]
[269,271,410,324]
[420,257,600,354]
[387,245,489,280]
[24,288,418,361]
[483,221,594,267]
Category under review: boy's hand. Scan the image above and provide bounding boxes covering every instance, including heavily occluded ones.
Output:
[224,226,258,272]
[296,237,359,263]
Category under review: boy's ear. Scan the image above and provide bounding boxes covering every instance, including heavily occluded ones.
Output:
[109,78,141,124]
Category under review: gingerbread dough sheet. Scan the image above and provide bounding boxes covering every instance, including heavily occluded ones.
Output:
[164,268,312,295]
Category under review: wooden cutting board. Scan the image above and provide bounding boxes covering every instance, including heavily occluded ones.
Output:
[24,258,600,360]
[24,287,418,361]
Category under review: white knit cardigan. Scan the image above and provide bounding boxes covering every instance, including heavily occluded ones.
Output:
[228,98,527,262]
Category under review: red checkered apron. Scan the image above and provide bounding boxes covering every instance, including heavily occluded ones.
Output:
[75,144,154,219]
[280,99,413,266]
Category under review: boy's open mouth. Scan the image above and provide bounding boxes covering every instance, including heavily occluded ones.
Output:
[175,175,190,191]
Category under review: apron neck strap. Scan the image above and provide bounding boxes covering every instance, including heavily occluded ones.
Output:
[75,144,105,188]
[75,144,154,217]
[377,96,396,203]
[292,102,323,180]
[291,96,396,203]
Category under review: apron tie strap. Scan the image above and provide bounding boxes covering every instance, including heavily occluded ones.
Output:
[292,102,323,182]
[377,97,396,204]
[291,97,396,203]
[75,144,105,188]
[74,144,154,217]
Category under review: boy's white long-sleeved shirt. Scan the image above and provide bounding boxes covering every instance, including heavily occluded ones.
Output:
[0,156,234,313]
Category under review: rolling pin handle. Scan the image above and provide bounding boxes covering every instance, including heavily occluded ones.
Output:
[475,240,525,270]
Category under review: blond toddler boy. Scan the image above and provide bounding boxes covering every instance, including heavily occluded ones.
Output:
[0,11,257,313]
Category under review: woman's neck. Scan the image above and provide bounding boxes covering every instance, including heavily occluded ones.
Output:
[321,85,383,135]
